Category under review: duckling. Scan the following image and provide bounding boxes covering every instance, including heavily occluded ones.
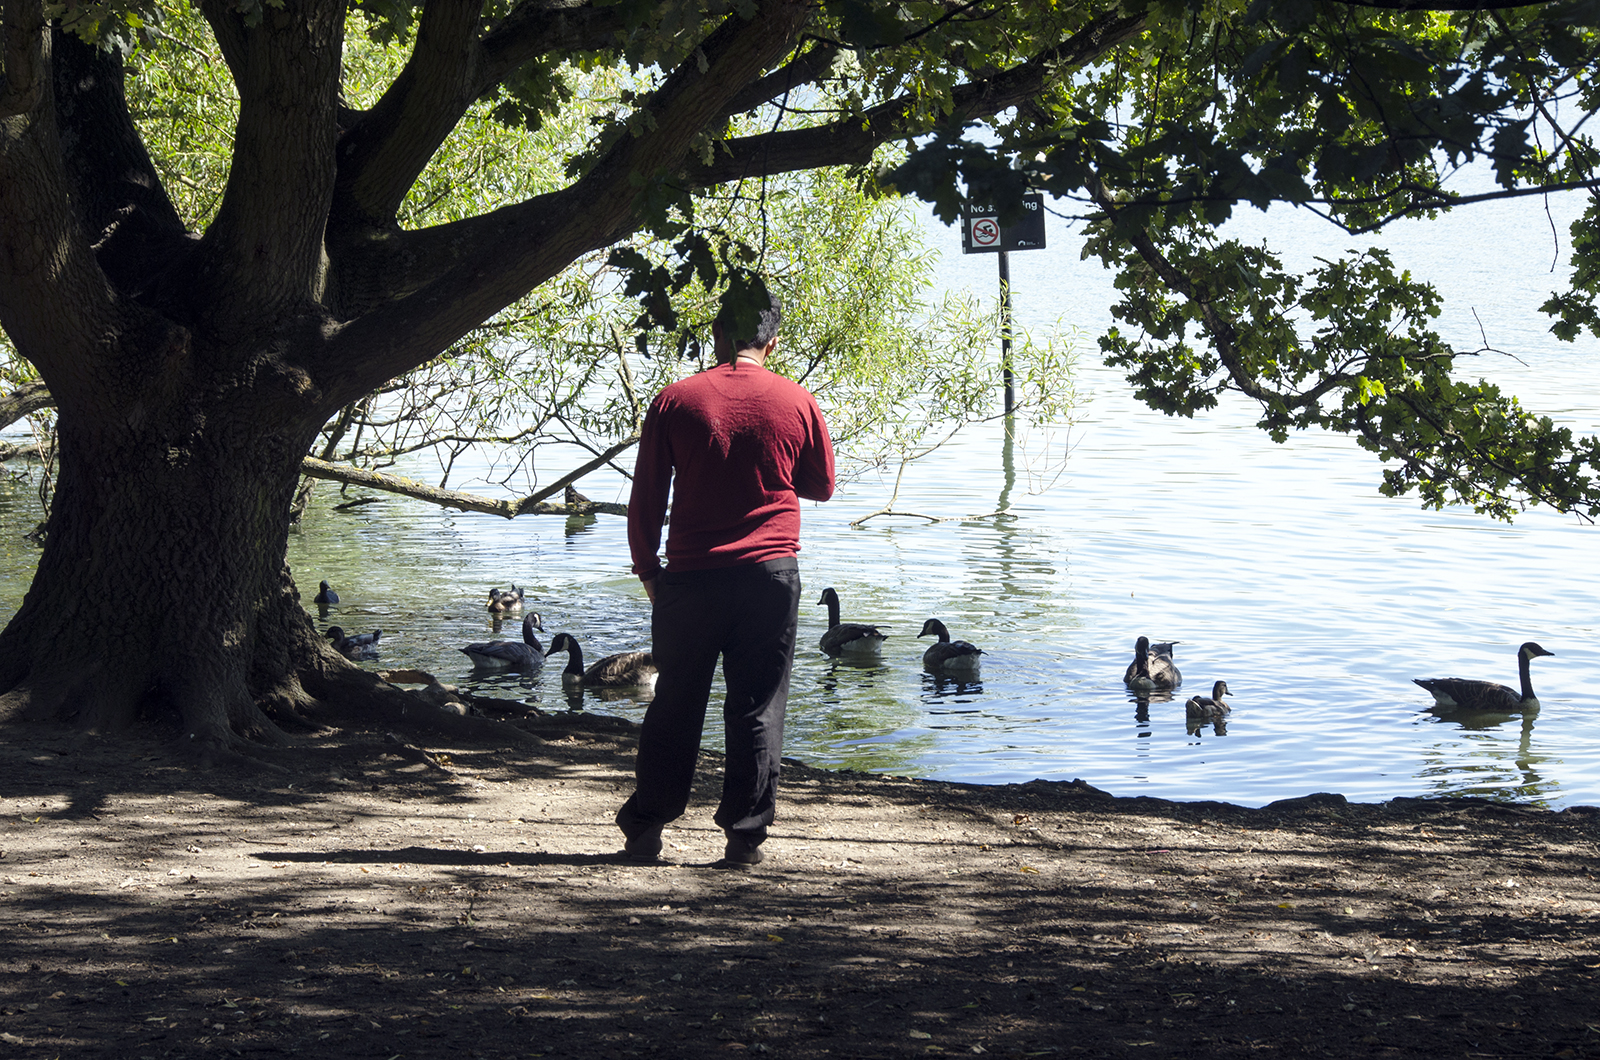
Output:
[816,587,887,658]
[917,618,983,676]
[487,585,525,613]
[1124,635,1182,690]
[327,626,381,660]
[1185,679,1232,719]
[546,632,657,688]
[460,612,545,671]
[1414,641,1554,711]
[313,580,339,605]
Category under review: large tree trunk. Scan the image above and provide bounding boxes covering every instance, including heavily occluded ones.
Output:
[0,328,529,761]
[0,328,327,755]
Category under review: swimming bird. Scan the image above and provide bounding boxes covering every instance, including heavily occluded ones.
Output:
[1124,635,1182,690]
[1413,641,1555,711]
[313,580,339,605]
[460,612,545,671]
[546,632,657,688]
[487,585,525,613]
[918,618,983,676]
[327,626,381,659]
[816,587,887,658]
[1185,679,1232,719]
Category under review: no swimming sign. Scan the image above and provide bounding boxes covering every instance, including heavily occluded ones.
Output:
[961,193,1046,254]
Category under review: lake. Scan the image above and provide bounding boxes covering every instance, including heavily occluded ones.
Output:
[3,183,1597,808]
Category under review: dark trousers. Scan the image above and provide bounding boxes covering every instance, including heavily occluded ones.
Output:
[616,558,801,841]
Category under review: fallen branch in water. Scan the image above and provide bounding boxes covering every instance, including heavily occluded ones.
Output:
[299,443,634,519]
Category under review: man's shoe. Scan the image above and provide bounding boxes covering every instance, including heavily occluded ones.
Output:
[623,824,664,863]
[718,832,765,868]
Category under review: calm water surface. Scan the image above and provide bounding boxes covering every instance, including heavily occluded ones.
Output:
[3,188,1596,807]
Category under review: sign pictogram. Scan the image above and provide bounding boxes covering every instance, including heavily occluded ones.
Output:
[970,217,1001,248]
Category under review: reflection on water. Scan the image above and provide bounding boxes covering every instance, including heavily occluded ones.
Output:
[1418,709,1556,802]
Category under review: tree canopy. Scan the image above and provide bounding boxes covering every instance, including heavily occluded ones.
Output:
[1,0,1597,757]
[5,1,1599,520]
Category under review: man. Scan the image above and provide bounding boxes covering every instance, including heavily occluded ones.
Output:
[616,293,835,867]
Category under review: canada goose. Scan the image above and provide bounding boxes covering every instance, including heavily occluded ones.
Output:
[917,618,983,676]
[1124,635,1182,690]
[487,585,525,613]
[460,612,545,671]
[313,580,339,605]
[546,632,657,688]
[327,626,380,659]
[1414,641,1555,711]
[816,587,887,657]
[1185,679,1232,718]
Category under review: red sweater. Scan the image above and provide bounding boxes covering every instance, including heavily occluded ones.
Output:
[628,361,835,582]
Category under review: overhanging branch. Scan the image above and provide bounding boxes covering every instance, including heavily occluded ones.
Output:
[680,11,1146,186]
[1322,0,1557,9]
[0,381,53,429]
[320,0,809,394]
[1091,181,1357,412]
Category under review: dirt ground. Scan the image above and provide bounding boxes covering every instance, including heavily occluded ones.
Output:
[2,707,1598,1060]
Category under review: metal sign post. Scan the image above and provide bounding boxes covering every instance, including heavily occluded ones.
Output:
[998,249,1014,412]
[961,193,1046,414]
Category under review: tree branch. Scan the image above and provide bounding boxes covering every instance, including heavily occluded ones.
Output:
[0,0,46,118]
[475,0,664,87]
[0,380,52,429]
[317,0,809,401]
[680,11,1146,186]
[1321,0,1559,8]
[191,0,345,321]
[1091,181,1357,413]
[330,0,490,236]
[330,1,704,246]
[0,440,43,463]
[0,32,143,411]
[716,39,840,117]
[49,30,192,292]
[299,455,629,517]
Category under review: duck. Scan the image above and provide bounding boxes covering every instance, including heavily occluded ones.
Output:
[545,632,657,688]
[816,587,888,657]
[1185,679,1232,719]
[313,580,339,605]
[1124,635,1182,690]
[327,626,380,659]
[1414,641,1555,711]
[917,618,983,676]
[460,612,545,671]
[486,585,525,613]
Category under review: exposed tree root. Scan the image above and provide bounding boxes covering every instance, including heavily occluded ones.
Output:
[378,669,547,718]
[296,658,543,747]
[255,671,335,734]
[3,646,542,779]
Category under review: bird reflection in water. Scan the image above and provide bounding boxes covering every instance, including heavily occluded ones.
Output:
[1187,714,1227,738]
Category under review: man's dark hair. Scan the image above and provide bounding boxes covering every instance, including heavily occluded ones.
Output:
[715,291,783,355]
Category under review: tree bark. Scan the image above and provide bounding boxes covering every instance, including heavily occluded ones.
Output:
[0,349,322,748]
